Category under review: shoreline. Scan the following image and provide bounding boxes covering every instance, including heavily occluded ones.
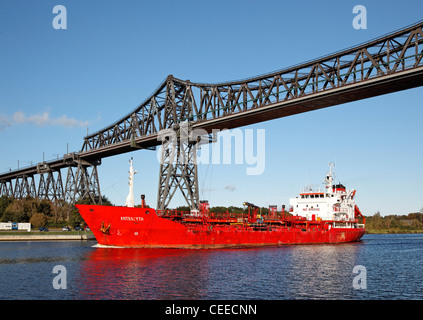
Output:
[365,230,423,234]
[0,232,96,241]
[1,230,422,242]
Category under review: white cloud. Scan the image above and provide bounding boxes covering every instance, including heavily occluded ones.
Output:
[0,111,89,129]
[51,114,89,128]
[0,114,11,130]
[224,185,236,191]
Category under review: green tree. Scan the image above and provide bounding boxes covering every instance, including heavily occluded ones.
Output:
[3,200,31,222]
[69,207,85,228]
[407,212,423,224]
[36,200,52,217]
[175,206,190,212]
[76,195,113,206]
[210,206,229,213]
[0,196,14,221]
[1,210,15,222]
[29,213,48,229]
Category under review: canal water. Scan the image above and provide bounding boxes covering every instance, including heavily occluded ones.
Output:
[0,234,422,300]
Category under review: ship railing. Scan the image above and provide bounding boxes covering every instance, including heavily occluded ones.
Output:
[157,209,217,219]
[156,210,182,218]
[157,211,367,228]
[332,222,350,228]
[332,220,364,228]
[208,212,245,220]
[157,210,255,220]
[279,215,307,222]
[156,210,193,218]
[331,216,359,222]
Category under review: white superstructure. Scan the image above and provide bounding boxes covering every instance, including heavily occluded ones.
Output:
[289,163,357,222]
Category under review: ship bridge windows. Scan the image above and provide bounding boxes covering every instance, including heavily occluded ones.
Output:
[300,193,325,199]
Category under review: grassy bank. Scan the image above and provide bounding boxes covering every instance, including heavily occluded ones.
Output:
[365,229,423,234]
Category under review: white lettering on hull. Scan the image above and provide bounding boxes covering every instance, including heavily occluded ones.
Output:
[120,216,144,222]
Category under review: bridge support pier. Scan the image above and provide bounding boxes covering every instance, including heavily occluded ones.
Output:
[156,123,199,210]
[65,159,102,204]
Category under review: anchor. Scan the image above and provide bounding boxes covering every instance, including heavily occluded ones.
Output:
[100,221,111,234]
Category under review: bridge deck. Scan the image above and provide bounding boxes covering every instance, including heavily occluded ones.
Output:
[2,20,423,204]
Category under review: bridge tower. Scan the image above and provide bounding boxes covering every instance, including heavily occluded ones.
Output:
[64,157,102,204]
[156,122,200,211]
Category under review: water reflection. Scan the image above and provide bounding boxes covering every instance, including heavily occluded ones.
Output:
[2,236,423,299]
[76,248,212,299]
[279,243,365,299]
[0,241,93,265]
[75,242,366,300]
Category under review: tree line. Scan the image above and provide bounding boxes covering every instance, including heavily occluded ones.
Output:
[0,196,111,229]
[1,195,423,233]
[364,210,423,233]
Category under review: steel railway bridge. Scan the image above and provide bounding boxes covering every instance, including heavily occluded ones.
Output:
[2,20,423,209]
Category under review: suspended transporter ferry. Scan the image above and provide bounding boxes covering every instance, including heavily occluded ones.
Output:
[76,162,365,248]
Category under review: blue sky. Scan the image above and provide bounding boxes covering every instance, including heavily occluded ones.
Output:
[0,0,422,215]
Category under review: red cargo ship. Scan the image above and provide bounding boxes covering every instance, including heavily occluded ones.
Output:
[76,163,365,248]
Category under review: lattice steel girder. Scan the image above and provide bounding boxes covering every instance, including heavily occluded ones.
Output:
[12,175,37,199]
[72,163,102,204]
[156,122,199,210]
[20,175,37,198]
[0,158,102,204]
[37,170,65,201]
[0,180,10,197]
[80,21,423,158]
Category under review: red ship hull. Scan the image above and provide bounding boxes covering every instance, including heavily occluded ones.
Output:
[76,205,365,249]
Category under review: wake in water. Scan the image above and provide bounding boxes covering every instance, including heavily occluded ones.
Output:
[92,243,126,249]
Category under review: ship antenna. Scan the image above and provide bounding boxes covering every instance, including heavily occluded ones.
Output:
[324,162,336,192]
[331,162,336,183]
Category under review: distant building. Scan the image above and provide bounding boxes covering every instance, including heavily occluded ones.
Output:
[0,222,31,232]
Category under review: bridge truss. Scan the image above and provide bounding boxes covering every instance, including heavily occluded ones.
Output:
[2,20,423,208]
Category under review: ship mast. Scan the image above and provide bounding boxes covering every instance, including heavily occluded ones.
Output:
[324,162,335,193]
[125,158,137,207]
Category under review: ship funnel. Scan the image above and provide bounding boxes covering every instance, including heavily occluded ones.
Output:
[140,194,147,208]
